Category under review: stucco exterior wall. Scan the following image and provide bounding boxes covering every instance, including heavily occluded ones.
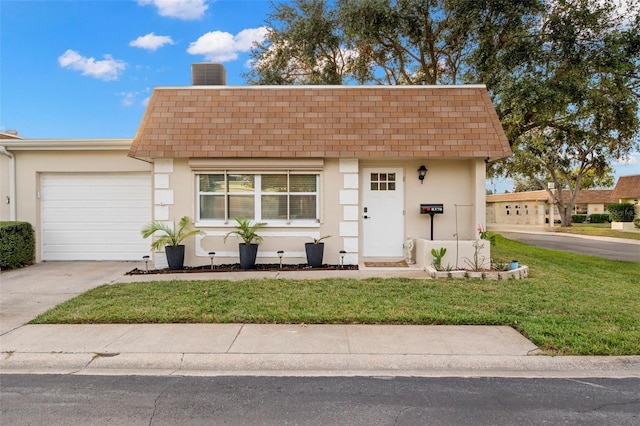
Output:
[150,158,344,268]
[488,200,547,226]
[8,149,151,261]
[587,203,607,215]
[148,157,487,268]
[0,154,10,221]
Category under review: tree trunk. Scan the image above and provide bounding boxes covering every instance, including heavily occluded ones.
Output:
[559,205,573,227]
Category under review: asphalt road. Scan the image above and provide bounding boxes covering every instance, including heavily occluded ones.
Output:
[1,375,639,425]
[499,232,640,262]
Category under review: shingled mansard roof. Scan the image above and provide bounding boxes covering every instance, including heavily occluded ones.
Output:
[611,174,640,200]
[129,85,512,161]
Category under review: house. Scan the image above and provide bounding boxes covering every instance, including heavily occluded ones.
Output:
[1,64,512,269]
[486,189,614,226]
[128,64,512,269]
[611,174,640,205]
[0,132,152,261]
[610,174,640,230]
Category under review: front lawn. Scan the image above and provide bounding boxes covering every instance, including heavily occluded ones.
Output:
[556,223,640,240]
[31,235,640,355]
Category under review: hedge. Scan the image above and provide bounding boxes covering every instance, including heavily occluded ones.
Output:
[607,203,636,222]
[0,221,35,270]
[589,213,610,224]
[571,214,587,223]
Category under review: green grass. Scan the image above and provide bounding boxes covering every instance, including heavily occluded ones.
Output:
[556,223,640,240]
[31,235,640,355]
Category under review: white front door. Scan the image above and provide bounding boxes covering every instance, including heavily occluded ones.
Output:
[362,168,404,257]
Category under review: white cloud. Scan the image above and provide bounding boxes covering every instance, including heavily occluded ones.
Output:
[118,91,138,107]
[130,33,175,51]
[137,0,208,20]
[187,27,267,62]
[58,50,126,81]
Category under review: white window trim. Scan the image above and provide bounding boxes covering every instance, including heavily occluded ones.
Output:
[195,170,321,227]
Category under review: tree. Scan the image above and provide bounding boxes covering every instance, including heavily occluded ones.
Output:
[513,176,544,193]
[512,166,615,193]
[246,0,347,84]
[246,0,538,85]
[485,0,640,226]
[247,0,640,227]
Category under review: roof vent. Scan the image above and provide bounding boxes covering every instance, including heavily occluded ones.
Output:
[191,63,226,85]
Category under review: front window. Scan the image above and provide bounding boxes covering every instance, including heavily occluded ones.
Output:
[198,172,319,224]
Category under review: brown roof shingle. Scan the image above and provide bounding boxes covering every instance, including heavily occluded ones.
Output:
[129,85,512,160]
[611,174,640,200]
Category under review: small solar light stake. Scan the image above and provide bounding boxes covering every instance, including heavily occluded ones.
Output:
[339,250,346,268]
[143,255,150,272]
[277,250,284,268]
[208,251,216,269]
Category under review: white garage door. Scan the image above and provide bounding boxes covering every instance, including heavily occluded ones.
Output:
[41,173,151,261]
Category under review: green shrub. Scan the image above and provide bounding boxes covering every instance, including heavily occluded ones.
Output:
[635,218,640,229]
[607,203,636,222]
[572,214,587,223]
[0,221,35,270]
[588,213,610,224]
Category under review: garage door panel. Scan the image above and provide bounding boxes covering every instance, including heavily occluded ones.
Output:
[42,173,152,261]
[42,187,150,201]
[44,250,150,261]
[43,209,151,223]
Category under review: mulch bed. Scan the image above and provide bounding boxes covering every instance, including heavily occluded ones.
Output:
[126,263,359,275]
[363,260,409,267]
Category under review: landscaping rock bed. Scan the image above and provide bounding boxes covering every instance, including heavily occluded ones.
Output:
[127,263,359,275]
[424,265,529,280]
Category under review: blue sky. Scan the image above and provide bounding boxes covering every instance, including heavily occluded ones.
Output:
[1,0,638,191]
[1,0,272,139]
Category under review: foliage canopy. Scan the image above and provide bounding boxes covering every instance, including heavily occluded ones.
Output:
[247,0,640,227]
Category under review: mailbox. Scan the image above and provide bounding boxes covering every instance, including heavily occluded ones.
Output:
[420,204,444,214]
[420,204,444,240]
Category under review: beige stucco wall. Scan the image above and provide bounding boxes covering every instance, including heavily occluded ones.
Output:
[587,203,607,215]
[488,200,547,226]
[150,158,343,268]
[7,149,151,262]
[149,157,487,268]
[374,158,484,242]
[0,154,10,221]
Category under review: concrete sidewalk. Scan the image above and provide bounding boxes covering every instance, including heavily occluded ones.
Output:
[1,262,639,378]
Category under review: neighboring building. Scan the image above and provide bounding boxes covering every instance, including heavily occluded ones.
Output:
[610,174,640,230]
[0,135,152,261]
[0,130,24,222]
[486,190,550,226]
[2,64,512,268]
[486,189,614,226]
[611,174,640,205]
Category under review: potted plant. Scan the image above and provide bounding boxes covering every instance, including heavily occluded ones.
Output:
[141,216,203,270]
[224,217,266,269]
[305,235,331,268]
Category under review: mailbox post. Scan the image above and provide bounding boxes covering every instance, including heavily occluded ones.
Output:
[420,204,444,240]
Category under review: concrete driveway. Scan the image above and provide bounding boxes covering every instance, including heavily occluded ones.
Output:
[0,262,134,335]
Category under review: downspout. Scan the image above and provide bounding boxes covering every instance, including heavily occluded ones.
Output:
[0,145,16,220]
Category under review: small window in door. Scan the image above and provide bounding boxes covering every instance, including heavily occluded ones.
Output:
[370,172,396,191]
